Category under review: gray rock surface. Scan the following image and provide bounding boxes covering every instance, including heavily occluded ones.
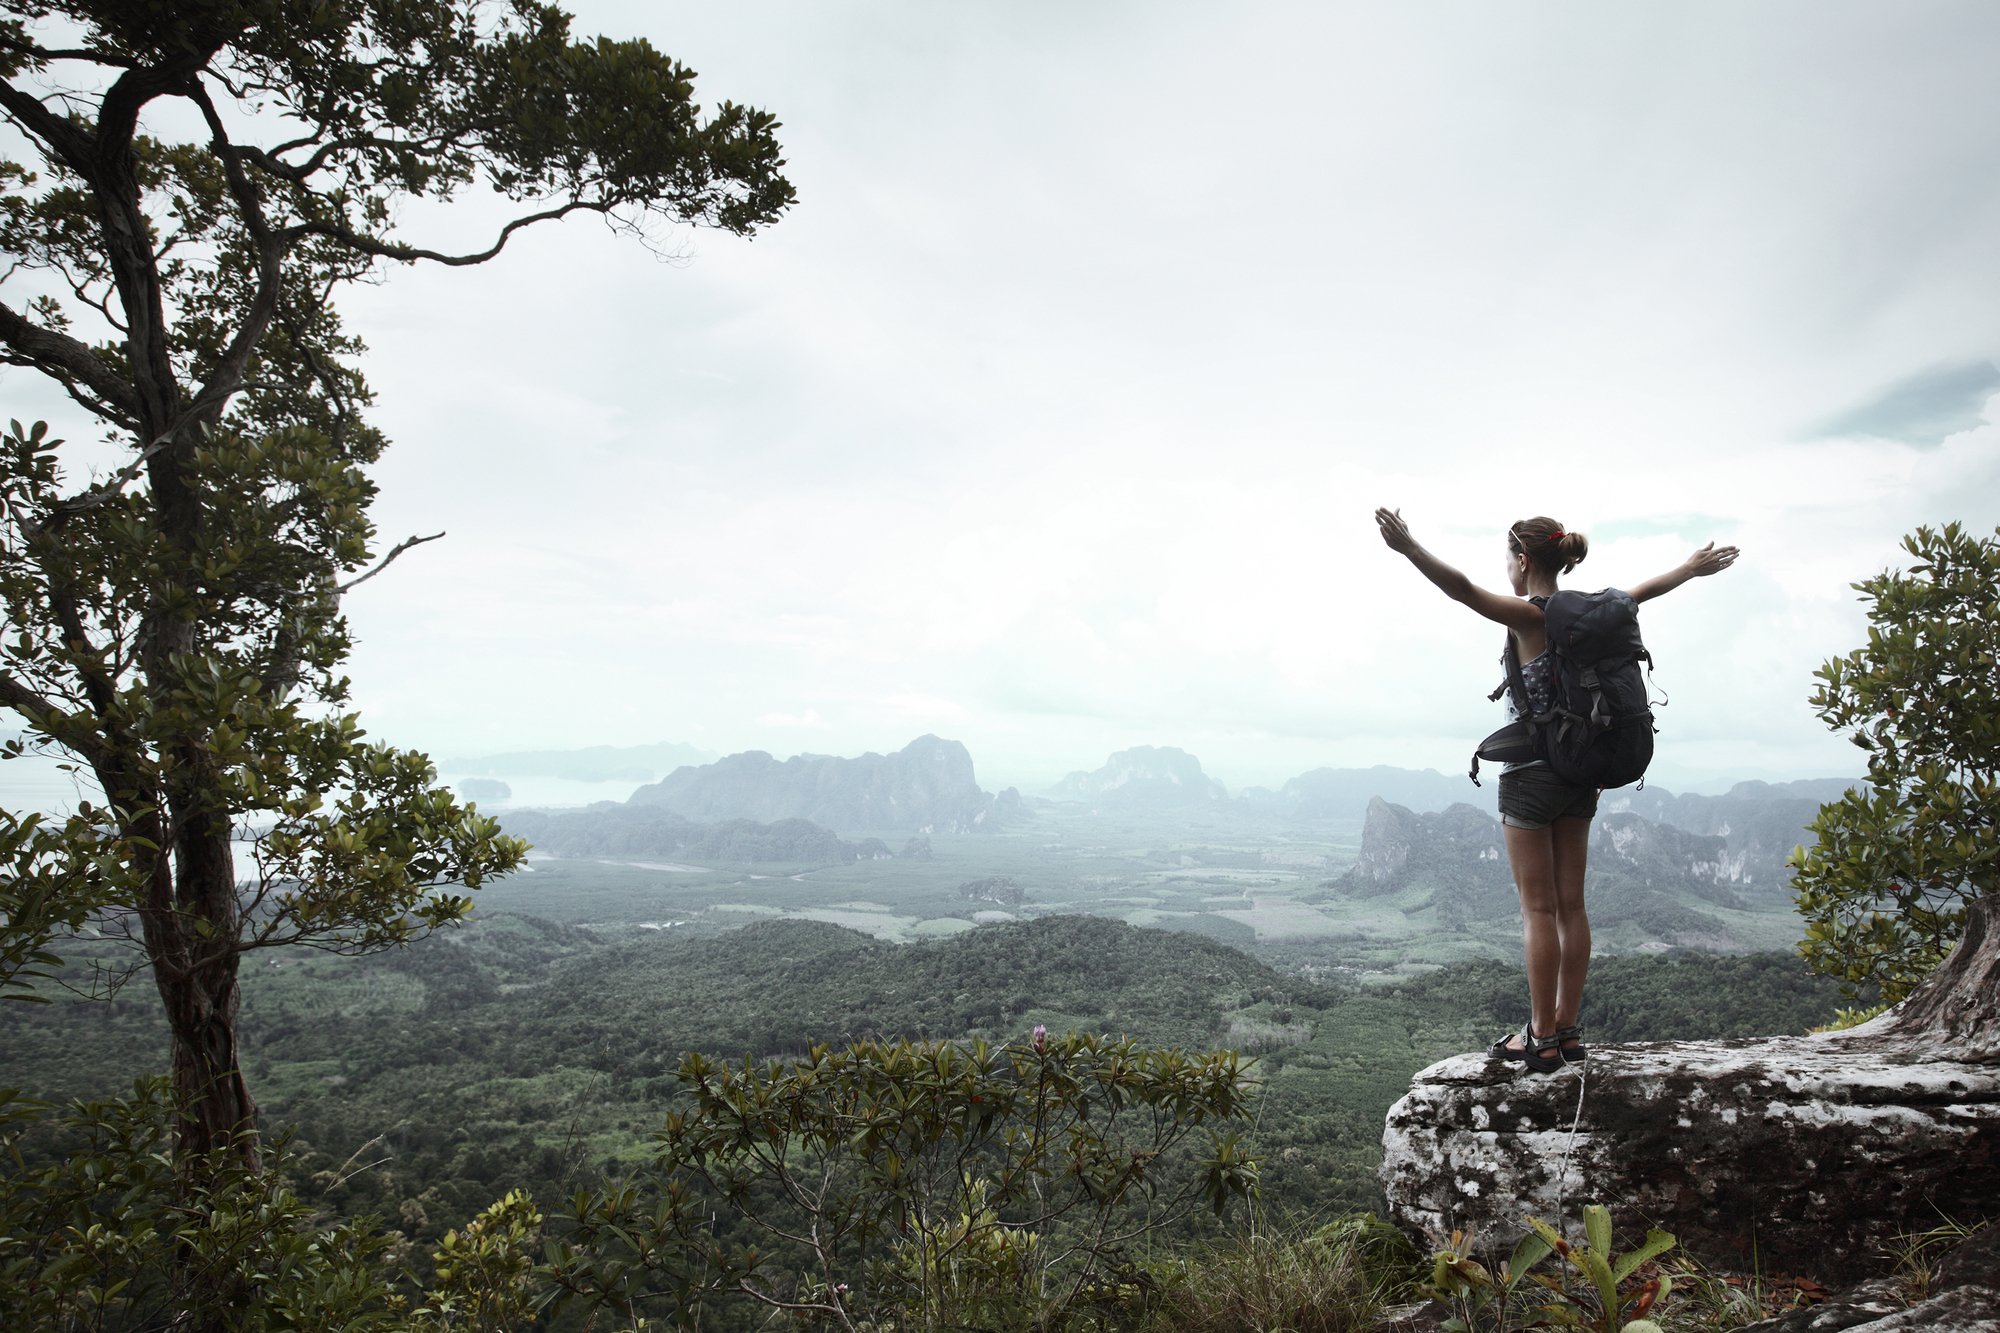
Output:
[1342,797,1508,892]
[1380,897,2000,1283]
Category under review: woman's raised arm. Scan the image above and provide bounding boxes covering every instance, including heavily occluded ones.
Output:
[1627,541,1741,603]
[1375,507,1542,632]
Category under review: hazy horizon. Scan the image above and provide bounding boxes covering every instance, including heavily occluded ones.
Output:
[0,722,1859,819]
[427,732,1862,803]
[7,2,1995,805]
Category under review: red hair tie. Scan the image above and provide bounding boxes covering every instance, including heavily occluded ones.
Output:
[1546,530,1565,541]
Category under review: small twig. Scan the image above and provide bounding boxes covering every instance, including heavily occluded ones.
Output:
[322,1134,394,1190]
[1553,1063,1589,1226]
[337,531,444,593]
[40,432,177,527]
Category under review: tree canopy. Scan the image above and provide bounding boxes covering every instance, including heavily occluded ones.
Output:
[1792,522,2000,1001]
[0,0,794,1178]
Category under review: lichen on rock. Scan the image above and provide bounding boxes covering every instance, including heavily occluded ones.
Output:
[1380,897,2000,1284]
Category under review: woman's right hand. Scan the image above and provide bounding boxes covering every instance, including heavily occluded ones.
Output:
[1375,507,1417,554]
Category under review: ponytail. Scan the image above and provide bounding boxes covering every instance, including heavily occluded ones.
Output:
[1510,516,1589,575]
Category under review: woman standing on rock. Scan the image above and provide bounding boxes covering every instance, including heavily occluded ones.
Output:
[1373,508,1739,1073]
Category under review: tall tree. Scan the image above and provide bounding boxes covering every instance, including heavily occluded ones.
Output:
[0,0,794,1170]
[1792,522,2000,1001]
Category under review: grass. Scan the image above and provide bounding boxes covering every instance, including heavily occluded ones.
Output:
[1135,1215,1419,1333]
[1885,1213,1986,1305]
[1645,1256,1826,1332]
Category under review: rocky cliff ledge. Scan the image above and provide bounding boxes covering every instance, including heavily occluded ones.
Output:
[1380,898,2000,1286]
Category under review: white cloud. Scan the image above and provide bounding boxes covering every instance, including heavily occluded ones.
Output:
[325,2,2000,795]
[756,709,828,730]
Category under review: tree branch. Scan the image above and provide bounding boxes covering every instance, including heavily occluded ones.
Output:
[0,669,111,769]
[181,77,285,429]
[0,300,141,424]
[0,33,138,70]
[243,128,466,186]
[41,433,177,527]
[284,198,608,268]
[337,531,444,594]
[0,77,95,170]
[43,580,119,717]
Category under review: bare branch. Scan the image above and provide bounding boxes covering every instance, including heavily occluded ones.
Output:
[337,531,444,594]
[286,198,609,267]
[42,433,177,527]
[731,1281,844,1318]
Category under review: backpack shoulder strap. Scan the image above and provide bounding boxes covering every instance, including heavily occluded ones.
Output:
[1489,595,1549,715]
[1504,632,1534,716]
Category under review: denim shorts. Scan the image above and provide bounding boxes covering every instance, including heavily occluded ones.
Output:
[1497,764,1600,829]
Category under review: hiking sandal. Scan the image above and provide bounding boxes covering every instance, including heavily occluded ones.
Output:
[1488,1019,1563,1074]
[1555,1023,1587,1063]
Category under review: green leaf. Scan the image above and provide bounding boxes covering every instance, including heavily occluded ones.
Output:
[1610,1228,1676,1285]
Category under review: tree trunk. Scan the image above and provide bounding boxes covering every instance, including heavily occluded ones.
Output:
[160,945,258,1171]
[146,818,259,1171]
[137,823,256,1333]
[1859,892,2000,1061]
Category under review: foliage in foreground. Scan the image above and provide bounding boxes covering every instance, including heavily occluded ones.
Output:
[549,1032,1260,1329]
[1135,1214,1416,1333]
[1792,522,2000,1001]
[2,1035,1260,1332]
[1427,1205,1672,1333]
[0,1081,404,1332]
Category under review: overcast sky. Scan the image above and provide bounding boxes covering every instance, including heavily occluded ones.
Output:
[312,1,2000,795]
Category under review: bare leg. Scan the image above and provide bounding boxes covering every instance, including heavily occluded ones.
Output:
[1549,814,1592,1047]
[1502,823,1560,1045]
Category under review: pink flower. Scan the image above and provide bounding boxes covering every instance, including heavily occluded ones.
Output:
[1033,1024,1047,1051]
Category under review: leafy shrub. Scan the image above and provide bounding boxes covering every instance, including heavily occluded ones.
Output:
[1792,522,2000,1000]
[545,1032,1260,1329]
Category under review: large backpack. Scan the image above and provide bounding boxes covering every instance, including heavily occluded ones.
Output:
[1470,588,1656,789]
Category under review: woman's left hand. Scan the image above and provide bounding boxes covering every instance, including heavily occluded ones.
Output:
[1684,542,1740,577]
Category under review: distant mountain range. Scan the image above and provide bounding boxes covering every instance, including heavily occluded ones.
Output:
[1043,749,1470,817]
[629,735,1028,834]
[479,734,1854,889]
[1310,785,1841,946]
[1316,798,1516,925]
[1599,778,1854,895]
[1047,746,1228,807]
[1239,765,1468,819]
